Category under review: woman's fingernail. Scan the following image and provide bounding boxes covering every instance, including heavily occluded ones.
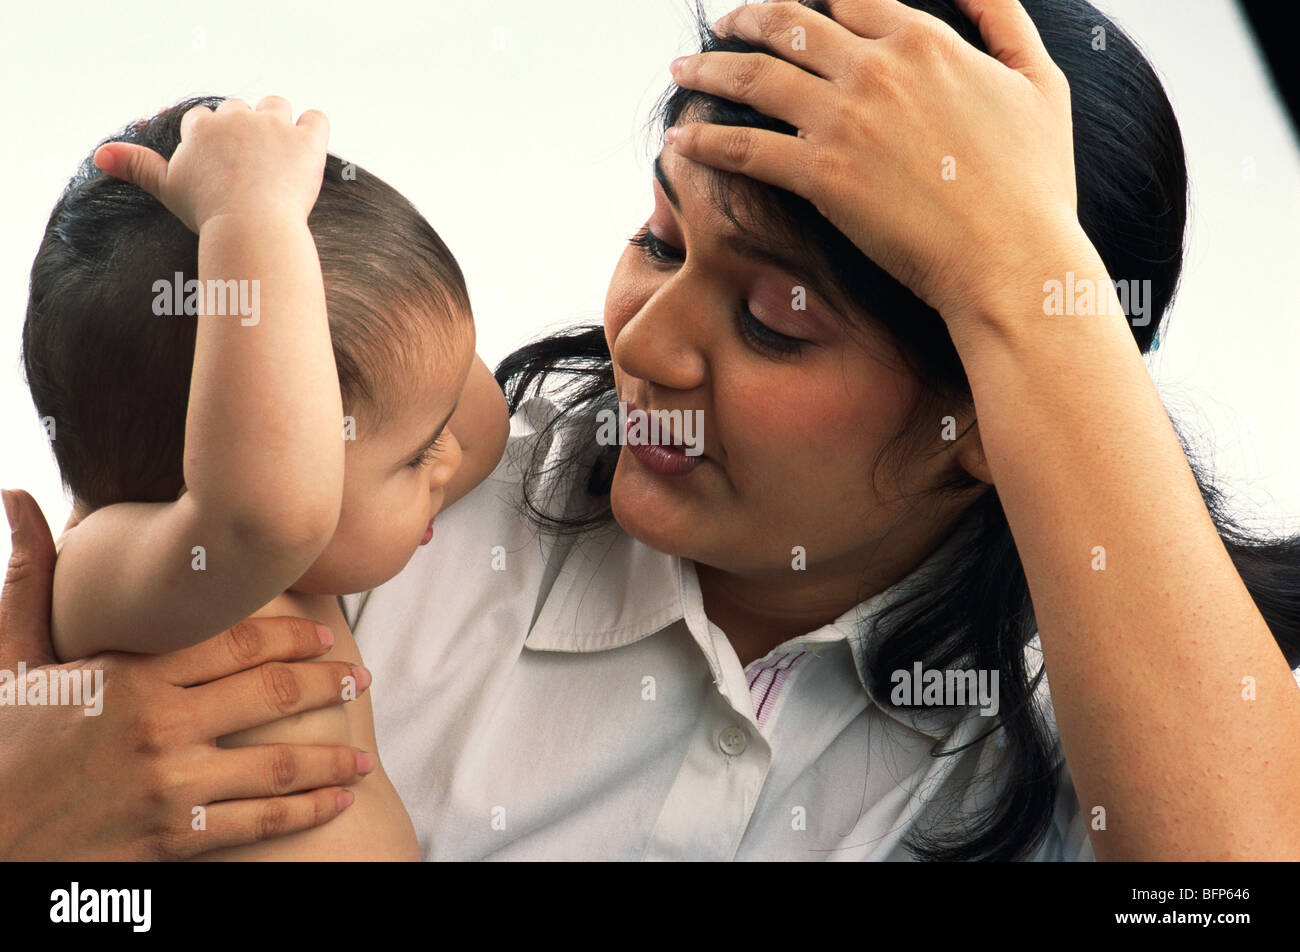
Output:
[93,149,115,175]
[666,126,680,144]
[337,790,355,810]
[670,55,686,73]
[351,665,372,691]
[315,624,334,648]
[355,751,377,774]
[2,490,18,533]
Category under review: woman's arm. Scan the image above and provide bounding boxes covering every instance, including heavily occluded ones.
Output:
[0,489,371,860]
[669,0,1300,858]
[942,238,1300,861]
[52,98,344,659]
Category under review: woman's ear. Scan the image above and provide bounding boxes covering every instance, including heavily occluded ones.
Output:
[951,415,994,486]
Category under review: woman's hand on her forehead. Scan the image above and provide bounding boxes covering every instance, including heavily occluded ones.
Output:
[665,0,1087,323]
[92,96,330,234]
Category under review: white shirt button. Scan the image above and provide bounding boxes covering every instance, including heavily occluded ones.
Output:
[718,724,748,756]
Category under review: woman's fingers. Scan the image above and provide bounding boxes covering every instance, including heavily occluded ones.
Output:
[671,51,828,128]
[712,1,855,77]
[159,787,355,859]
[0,489,57,670]
[668,122,819,201]
[953,0,1056,79]
[205,743,375,800]
[185,659,369,738]
[823,0,915,38]
[153,616,333,687]
[254,94,292,119]
[178,103,211,141]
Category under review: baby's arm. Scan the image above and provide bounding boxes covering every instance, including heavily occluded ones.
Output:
[52,98,343,661]
[441,353,510,509]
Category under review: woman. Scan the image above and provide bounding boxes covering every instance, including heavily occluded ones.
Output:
[2,0,1298,860]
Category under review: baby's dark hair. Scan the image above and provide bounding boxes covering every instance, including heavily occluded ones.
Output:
[23,95,472,512]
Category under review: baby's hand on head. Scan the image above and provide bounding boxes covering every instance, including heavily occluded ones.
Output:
[92,96,328,233]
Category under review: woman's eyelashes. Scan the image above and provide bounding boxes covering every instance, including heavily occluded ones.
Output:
[628,226,682,265]
[736,309,805,357]
[627,226,808,358]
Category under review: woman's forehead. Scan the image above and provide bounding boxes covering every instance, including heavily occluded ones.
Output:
[652,147,859,319]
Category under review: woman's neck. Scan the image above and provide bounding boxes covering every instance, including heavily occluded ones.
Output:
[694,514,966,667]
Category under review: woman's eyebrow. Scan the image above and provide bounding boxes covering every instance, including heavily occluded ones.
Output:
[650,153,852,319]
[653,154,681,210]
[654,153,845,314]
[722,234,821,290]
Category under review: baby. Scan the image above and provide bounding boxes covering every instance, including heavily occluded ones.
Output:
[22,95,509,860]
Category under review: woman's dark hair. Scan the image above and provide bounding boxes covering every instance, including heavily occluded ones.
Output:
[24,95,471,511]
[496,0,1300,859]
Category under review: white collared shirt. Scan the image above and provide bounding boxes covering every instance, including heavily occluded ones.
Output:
[342,395,1096,861]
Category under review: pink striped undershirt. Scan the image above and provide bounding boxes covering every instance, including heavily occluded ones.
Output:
[744,649,809,731]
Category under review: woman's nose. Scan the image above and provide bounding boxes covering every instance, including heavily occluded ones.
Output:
[429,431,463,490]
[612,283,708,392]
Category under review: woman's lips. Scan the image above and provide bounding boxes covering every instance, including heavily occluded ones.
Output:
[622,405,704,476]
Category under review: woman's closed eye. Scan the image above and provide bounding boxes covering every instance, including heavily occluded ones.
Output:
[628,226,809,358]
[628,226,682,265]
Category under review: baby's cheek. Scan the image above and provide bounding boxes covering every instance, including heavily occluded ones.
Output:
[342,502,414,587]
[334,499,390,560]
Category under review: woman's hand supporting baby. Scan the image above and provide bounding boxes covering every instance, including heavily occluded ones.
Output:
[0,489,371,860]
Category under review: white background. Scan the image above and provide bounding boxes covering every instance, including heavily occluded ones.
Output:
[2,0,1297,567]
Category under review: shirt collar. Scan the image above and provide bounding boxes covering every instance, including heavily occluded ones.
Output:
[524,510,1001,739]
[524,522,686,653]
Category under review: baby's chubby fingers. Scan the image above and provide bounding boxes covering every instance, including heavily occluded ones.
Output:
[295,107,330,150]
[92,140,169,202]
[92,101,215,226]
[94,96,328,231]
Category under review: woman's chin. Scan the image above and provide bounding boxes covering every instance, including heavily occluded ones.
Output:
[609,460,713,560]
